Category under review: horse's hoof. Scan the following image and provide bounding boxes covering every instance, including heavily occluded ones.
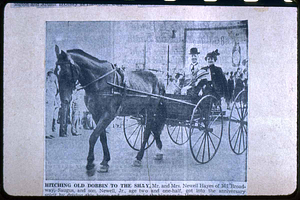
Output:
[86,163,95,171]
[154,153,163,160]
[98,165,109,173]
[133,160,142,167]
[86,168,96,177]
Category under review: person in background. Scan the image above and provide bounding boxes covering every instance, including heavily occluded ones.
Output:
[46,69,59,139]
[242,59,248,89]
[234,73,244,98]
[71,84,84,136]
[52,89,60,132]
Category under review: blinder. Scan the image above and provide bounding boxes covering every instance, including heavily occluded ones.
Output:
[55,60,78,91]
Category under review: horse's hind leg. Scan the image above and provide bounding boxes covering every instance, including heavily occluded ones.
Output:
[134,123,152,167]
[152,120,165,160]
[153,101,167,160]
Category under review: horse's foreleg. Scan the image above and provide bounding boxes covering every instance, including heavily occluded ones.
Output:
[86,130,100,170]
[89,111,115,172]
[99,131,110,170]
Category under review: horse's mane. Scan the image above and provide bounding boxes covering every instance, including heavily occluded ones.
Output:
[67,49,107,64]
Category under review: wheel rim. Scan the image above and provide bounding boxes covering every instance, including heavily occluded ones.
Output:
[189,95,223,164]
[123,109,155,151]
[228,90,248,155]
[166,119,189,145]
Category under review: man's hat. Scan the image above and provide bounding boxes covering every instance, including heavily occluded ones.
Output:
[242,59,248,66]
[190,47,200,55]
[205,49,220,61]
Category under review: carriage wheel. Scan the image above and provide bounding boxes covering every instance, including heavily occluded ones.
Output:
[228,90,248,155]
[189,95,223,164]
[166,119,189,145]
[123,109,155,151]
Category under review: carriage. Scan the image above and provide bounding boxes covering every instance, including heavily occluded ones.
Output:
[107,81,248,164]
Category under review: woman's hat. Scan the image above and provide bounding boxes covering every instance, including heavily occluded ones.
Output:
[189,47,200,55]
[47,68,55,76]
[205,49,220,61]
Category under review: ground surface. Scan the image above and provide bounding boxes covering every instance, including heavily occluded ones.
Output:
[45,115,247,182]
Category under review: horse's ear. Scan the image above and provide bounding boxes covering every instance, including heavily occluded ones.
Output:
[55,45,60,58]
[61,50,66,55]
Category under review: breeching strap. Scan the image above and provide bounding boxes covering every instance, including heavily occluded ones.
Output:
[77,69,117,91]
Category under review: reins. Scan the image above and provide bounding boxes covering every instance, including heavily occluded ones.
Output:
[76,68,117,91]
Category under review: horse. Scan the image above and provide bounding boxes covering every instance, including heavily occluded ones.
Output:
[54,45,166,173]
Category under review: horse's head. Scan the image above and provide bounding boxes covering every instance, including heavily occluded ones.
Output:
[54,45,81,136]
[54,45,80,104]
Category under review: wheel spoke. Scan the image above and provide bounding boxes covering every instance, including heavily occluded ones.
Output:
[239,97,244,119]
[146,132,149,147]
[170,126,177,136]
[202,133,207,162]
[233,126,241,151]
[230,115,241,122]
[176,125,180,142]
[243,125,247,149]
[141,126,144,147]
[181,127,183,144]
[234,103,242,120]
[210,131,220,140]
[127,122,139,128]
[230,125,240,142]
[238,125,243,153]
[207,134,210,160]
[207,133,216,151]
[243,124,248,135]
[196,135,205,159]
[209,112,221,127]
[244,107,248,118]
[242,126,245,151]
[133,126,142,148]
[184,126,189,139]
[128,124,141,140]
[192,131,205,149]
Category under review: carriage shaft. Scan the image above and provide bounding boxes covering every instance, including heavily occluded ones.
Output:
[107,82,196,107]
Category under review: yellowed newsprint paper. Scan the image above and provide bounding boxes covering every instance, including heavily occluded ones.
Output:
[3,4,297,196]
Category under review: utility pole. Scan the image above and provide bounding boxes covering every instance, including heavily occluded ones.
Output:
[167,45,170,85]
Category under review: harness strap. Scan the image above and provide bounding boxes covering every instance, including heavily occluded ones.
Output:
[77,68,117,91]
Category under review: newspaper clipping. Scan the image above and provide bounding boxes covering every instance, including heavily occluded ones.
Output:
[44,20,248,196]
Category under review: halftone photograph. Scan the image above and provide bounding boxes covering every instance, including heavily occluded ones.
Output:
[44,20,248,195]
